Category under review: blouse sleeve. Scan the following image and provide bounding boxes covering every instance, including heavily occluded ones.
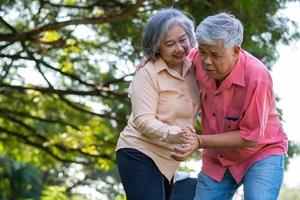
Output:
[130,68,181,143]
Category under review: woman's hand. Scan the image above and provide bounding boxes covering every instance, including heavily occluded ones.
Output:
[170,137,199,161]
[170,127,200,161]
[167,126,196,145]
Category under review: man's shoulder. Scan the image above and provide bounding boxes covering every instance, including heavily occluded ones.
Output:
[241,50,271,82]
[188,48,199,60]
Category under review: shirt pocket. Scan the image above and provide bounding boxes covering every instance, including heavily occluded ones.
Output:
[223,108,242,132]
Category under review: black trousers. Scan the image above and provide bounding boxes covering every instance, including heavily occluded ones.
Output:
[116,148,173,200]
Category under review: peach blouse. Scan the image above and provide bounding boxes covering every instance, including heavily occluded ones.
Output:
[116,57,200,181]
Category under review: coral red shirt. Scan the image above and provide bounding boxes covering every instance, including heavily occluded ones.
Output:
[189,48,288,183]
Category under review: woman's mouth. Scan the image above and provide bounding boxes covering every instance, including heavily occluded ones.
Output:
[173,53,184,59]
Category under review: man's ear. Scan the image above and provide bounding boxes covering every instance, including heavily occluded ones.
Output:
[233,45,241,58]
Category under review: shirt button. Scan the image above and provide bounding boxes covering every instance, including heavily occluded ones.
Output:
[212,113,216,116]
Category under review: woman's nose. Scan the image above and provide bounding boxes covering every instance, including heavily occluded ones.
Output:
[175,44,184,53]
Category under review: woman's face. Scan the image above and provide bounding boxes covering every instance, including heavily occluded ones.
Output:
[159,25,191,68]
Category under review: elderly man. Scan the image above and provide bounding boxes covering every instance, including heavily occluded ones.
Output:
[171,13,288,200]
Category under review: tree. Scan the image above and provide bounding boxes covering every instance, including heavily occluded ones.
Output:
[279,185,300,200]
[0,155,43,199]
[0,0,299,199]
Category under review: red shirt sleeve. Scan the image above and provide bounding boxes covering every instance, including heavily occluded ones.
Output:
[239,80,274,143]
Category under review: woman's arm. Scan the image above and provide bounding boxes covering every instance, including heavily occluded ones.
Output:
[131,67,194,144]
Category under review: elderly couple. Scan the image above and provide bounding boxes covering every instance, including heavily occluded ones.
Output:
[115,8,287,200]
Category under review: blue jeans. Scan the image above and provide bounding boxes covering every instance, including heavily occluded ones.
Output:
[194,155,285,200]
[116,148,173,200]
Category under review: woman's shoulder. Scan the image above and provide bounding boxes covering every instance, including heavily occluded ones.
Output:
[133,60,158,84]
[136,58,167,76]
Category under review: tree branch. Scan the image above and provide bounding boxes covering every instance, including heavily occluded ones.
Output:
[0,126,89,164]
[0,118,112,162]
[0,59,13,82]
[43,0,101,10]
[0,0,144,42]
[0,113,49,142]
[40,59,97,88]
[0,107,79,130]
[23,43,55,88]
[103,73,133,87]
[0,16,17,33]
[58,95,120,121]
[0,83,127,98]
[0,42,14,51]
[0,53,97,88]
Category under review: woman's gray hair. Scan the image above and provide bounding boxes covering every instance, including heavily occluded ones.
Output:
[195,12,244,48]
[142,8,196,59]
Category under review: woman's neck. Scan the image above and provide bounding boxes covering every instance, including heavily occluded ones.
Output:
[169,62,183,76]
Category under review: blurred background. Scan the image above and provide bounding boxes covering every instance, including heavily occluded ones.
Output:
[0,0,300,199]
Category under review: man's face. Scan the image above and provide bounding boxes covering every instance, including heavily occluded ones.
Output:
[198,41,240,81]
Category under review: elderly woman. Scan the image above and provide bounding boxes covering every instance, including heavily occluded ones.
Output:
[171,13,288,200]
[115,8,200,200]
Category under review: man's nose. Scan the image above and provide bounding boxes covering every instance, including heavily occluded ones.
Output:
[203,55,213,65]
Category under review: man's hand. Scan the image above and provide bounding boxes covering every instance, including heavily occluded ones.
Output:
[135,56,150,73]
[170,135,199,161]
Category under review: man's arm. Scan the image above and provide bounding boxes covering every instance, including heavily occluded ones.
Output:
[170,130,258,161]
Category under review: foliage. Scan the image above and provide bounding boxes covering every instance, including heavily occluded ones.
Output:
[0,0,299,198]
[286,141,300,167]
[279,185,300,200]
[0,155,43,199]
